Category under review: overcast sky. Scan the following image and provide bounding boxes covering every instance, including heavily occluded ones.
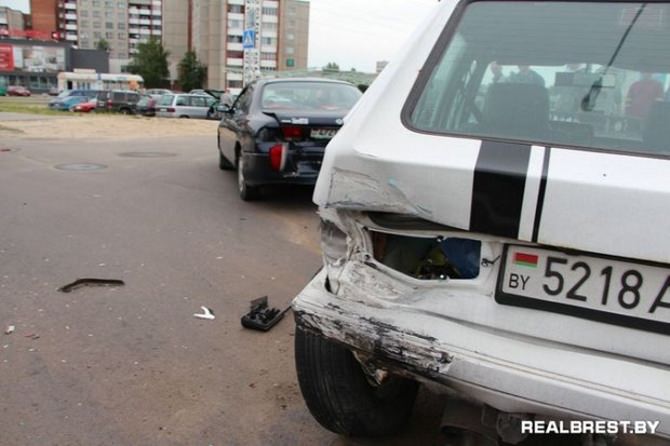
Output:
[0,0,437,72]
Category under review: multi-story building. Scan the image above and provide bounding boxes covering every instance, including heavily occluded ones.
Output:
[0,6,26,35]
[27,0,308,87]
[190,0,309,92]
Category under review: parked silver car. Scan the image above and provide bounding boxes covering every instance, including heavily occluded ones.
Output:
[155,94,216,119]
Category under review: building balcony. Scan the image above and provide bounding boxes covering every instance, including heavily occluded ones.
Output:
[65,13,77,20]
[129,27,140,33]
[228,12,244,21]
[139,28,151,35]
[139,19,151,25]
[227,42,243,51]
[65,23,77,30]
[260,60,277,68]
[229,0,244,5]
[151,29,161,35]
[65,34,78,41]
[261,15,278,24]
[261,45,277,53]
[226,58,243,67]
[261,30,277,39]
[151,20,161,26]
[228,28,243,36]
[227,72,243,81]
[263,0,279,7]
[129,18,140,24]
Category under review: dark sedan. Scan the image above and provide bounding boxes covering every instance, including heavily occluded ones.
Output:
[217,78,362,200]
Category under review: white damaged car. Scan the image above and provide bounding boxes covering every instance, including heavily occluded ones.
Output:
[292,0,670,444]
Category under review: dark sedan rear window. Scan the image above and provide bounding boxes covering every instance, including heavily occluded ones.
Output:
[261,82,361,112]
[407,2,670,156]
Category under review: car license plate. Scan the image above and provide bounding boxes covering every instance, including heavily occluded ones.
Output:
[496,245,670,334]
[310,128,338,140]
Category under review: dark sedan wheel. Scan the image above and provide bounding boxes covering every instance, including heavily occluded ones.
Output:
[237,155,260,201]
[218,150,234,170]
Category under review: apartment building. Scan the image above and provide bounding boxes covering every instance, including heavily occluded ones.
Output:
[192,0,309,91]
[26,0,308,86]
[30,0,164,73]
[0,6,26,35]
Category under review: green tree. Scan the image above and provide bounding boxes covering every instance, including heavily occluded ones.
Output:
[96,38,110,52]
[178,50,207,92]
[127,38,170,88]
[323,62,340,72]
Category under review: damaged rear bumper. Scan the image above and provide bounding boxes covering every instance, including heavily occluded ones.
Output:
[293,270,670,438]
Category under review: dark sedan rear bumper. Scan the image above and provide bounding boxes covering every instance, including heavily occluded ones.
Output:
[241,152,323,186]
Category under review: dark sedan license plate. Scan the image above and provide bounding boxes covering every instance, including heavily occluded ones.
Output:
[310,128,338,140]
[496,245,670,333]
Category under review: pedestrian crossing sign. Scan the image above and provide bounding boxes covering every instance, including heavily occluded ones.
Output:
[243,29,255,49]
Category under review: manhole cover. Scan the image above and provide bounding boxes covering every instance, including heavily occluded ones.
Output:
[118,151,177,158]
[54,163,107,171]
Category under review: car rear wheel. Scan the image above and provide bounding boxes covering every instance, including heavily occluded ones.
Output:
[294,326,419,436]
[218,149,234,170]
[237,155,260,201]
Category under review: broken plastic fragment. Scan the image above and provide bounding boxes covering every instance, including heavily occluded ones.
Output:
[193,306,215,320]
[4,325,15,335]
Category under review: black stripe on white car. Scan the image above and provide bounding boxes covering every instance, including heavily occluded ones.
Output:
[515,146,550,242]
[470,140,531,238]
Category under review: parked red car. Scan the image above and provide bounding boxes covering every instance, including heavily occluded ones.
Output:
[7,86,31,96]
[72,98,97,113]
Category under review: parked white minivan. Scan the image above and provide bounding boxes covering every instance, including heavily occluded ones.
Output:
[293,1,670,444]
[155,93,215,119]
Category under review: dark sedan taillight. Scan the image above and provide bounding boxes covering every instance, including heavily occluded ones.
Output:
[269,144,287,171]
[280,125,305,141]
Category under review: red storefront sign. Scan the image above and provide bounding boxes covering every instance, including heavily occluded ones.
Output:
[0,44,14,71]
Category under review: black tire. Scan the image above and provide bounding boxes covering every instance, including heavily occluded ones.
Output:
[294,326,419,436]
[237,154,260,201]
[218,149,234,170]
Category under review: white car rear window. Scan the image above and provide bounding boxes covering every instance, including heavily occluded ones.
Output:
[408,2,670,156]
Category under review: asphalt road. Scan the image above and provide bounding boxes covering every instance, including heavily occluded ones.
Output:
[0,132,447,446]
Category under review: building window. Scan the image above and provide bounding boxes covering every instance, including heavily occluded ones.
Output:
[285,47,294,55]
[261,37,276,46]
[227,35,243,43]
[227,5,243,13]
[228,19,243,28]
[261,52,275,61]
[118,12,125,20]
[228,80,243,88]
[118,32,125,39]
[106,31,114,38]
[263,23,277,31]
[93,21,101,28]
[262,7,277,16]
[92,10,101,18]
[80,10,89,17]
[80,19,89,27]
[105,0,114,8]
[118,1,125,7]
[80,39,90,47]
[106,22,114,29]
[92,0,100,6]
[118,22,125,29]
[94,31,102,38]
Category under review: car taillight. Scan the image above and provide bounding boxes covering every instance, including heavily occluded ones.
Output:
[167,107,175,112]
[281,125,304,141]
[269,144,287,171]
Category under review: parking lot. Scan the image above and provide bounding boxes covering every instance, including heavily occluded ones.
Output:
[2,99,667,446]
[0,108,454,446]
